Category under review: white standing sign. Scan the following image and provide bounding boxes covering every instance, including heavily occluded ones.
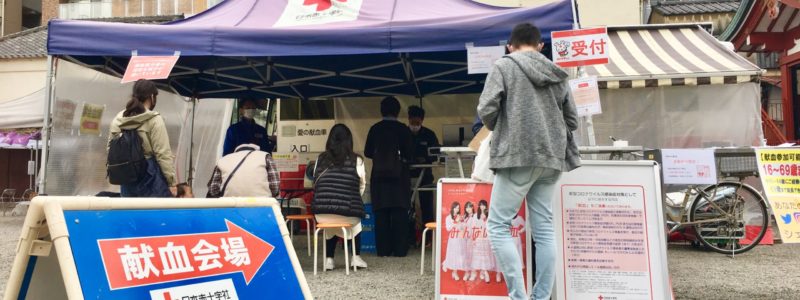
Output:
[568,76,602,117]
[661,149,717,185]
[467,45,506,74]
[555,161,673,300]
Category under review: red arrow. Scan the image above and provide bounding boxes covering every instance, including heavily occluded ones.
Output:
[98,220,273,290]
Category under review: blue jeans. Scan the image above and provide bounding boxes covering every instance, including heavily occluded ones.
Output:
[488,167,561,300]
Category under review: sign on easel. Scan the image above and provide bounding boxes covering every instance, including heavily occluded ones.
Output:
[3,197,312,300]
[554,161,673,300]
[755,147,800,243]
[435,179,532,299]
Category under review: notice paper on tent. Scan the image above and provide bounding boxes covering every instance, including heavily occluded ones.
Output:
[661,149,717,185]
[755,147,800,243]
[551,27,609,68]
[122,56,180,83]
[79,103,104,135]
[273,153,300,172]
[467,45,505,74]
[568,76,601,117]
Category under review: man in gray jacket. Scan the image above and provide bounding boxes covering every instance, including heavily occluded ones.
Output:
[477,23,579,300]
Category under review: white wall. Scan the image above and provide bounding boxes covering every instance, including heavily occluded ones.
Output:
[0,58,46,102]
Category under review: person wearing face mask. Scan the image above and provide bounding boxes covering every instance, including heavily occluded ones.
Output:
[223,98,274,156]
[407,105,440,228]
[108,79,177,197]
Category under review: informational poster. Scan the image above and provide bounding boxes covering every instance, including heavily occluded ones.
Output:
[555,161,672,300]
[568,76,602,117]
[436,179,531,300]
[273,152,301,172]
[79,103,104,135]
[467,45,505,74]
[53,99,77,132]
[278,119,335,153]
[121,56,180,83]
[551,27,610,68]
[661,149,717,185]
[756,148,800,243]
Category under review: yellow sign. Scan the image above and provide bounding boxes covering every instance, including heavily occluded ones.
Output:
[756,148,800,243]
[79,103,104,135]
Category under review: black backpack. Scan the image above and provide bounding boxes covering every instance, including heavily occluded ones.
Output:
[107,129,147,185]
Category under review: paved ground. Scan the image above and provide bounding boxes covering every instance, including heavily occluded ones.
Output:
[0,215,798,299]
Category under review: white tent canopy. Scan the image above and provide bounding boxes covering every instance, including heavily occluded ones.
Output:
[0,88,45,129]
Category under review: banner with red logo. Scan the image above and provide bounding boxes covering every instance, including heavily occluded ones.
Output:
[274,0,365,28]
[551,28,610,68]
[436,180,531,299]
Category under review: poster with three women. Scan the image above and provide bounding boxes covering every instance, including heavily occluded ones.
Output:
[436,179,532,299]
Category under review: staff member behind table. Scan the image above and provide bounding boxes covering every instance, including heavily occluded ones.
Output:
[223,98,274,155]
[207,143,280,198]
[407,105,440,226]
[364,96,414,257]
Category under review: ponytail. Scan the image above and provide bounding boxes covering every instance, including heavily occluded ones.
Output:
[124,79,158,117]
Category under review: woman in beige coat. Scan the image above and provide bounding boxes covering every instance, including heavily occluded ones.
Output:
[108,79,177,197]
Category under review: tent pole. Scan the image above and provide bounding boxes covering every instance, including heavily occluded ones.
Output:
[188,97,197,186]
[38,55,56,194]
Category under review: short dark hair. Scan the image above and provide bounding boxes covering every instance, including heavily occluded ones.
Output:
[408,105,425,119]
[509,23,542,48]
[176,183,191,197]
[380,96,401,117]
[239,98,257,107]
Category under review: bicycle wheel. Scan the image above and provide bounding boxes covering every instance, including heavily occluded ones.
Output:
[689,182,768,255]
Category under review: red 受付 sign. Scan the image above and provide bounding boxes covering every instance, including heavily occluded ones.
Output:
[121,56,179,83]
[98,220,273,290]
[551,27,610,68]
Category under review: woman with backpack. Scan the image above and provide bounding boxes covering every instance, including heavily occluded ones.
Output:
[108,79,177,197]
[311,124,368,270]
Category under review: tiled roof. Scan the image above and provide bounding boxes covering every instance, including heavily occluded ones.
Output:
[653,0,741,16]
[0,15,184,59]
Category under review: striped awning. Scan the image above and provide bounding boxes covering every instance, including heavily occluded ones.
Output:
[586,24,763,89]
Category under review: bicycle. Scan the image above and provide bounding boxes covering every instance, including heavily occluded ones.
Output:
[606,146,770,255]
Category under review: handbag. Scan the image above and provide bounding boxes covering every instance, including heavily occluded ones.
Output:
[471,131,495,182]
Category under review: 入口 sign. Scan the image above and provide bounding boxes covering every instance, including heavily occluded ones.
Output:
[551,27,610,68]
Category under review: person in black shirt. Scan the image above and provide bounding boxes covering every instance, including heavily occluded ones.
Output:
[364,96,414,257]
[408,105,440,226]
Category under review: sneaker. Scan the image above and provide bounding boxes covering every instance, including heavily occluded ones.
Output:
[324,258,335,270]
[469,271,477,281]
[351,255,368,268]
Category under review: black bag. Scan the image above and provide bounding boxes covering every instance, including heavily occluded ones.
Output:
[371,148,404,179]
[107,129,147,185]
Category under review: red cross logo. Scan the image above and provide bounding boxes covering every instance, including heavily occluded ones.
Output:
[303,0,347,12]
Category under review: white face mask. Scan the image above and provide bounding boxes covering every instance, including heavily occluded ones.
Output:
[409,125,421,133]
[241,109,258,119]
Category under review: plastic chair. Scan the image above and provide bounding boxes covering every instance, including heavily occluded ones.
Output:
[285,214,315,256]
[420,222,437,275]
[314,223,357,276]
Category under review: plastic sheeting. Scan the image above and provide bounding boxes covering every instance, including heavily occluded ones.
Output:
[579,82,764,149]
[44,61,230,196]
[0,88,45,129]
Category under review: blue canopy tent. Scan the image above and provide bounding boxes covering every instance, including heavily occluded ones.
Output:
[39,0,576,192]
